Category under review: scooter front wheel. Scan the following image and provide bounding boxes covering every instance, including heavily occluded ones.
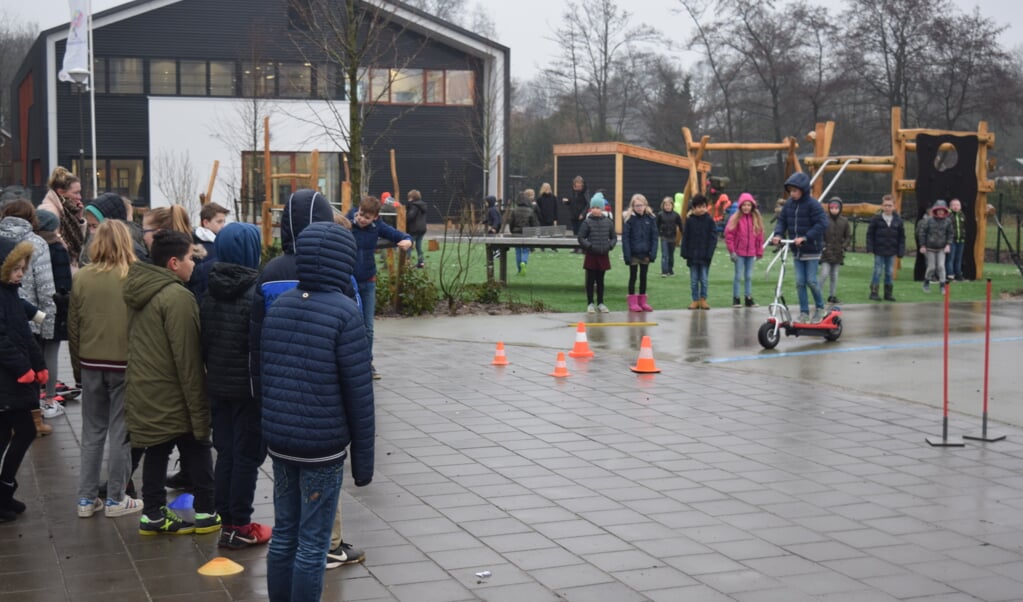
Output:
[758,322,781,349]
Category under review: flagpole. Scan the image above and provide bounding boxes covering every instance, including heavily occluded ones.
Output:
[87,0,98,197]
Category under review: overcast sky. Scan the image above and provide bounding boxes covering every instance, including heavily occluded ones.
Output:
[8,0,1022,81]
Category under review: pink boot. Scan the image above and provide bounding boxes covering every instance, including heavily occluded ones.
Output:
[627,294,642,312]
[637,294,653,312]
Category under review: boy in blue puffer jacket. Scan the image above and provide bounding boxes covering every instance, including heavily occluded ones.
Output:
[261,223,374,602]
[771,172,828,323]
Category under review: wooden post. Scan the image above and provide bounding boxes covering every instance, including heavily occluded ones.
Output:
[496,153,502,201]
[975,121,991,279]
[614,152,624,233]
[309,149,319,190]
[389,149,399,201]
[681,127,699,206]
[342,153,352,214]
[204,160,219,205]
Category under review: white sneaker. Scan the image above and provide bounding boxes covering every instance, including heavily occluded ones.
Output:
[41,403,64,418]
[105,496,144,518]
[77,497,103,518]
[597,303,610,313]
[586,303,596,314]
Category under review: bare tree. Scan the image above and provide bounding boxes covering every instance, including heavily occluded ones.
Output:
[153,149,200,219]
[0,14,38,133]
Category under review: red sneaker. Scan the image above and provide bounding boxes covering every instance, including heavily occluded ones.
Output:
[219,522,272,549]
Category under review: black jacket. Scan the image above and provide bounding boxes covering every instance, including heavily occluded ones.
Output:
[657,210,683,240]
[681,213,718,266]
[567,187,590,224]
[48,241,73,342]
[0,239,46,411]
[406,199,428,236]
[509,202,539,234]
[578,213,616,255]
[866,212,906,258]
[536,193,557,226]
[201,262,259,400]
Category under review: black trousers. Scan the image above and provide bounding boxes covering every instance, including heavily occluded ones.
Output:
[140,433,214,517]
[0,410,35,484]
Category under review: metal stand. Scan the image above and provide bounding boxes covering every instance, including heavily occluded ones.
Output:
[964,280,1006,442]
[927,281,964,447]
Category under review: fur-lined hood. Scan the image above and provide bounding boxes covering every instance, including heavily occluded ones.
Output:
[0,238,33,284]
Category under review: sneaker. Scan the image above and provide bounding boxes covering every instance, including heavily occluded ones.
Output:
[105,496,143,518]
[939,283,946,295]
[219,522,272,549]
[194,512,222,534]
[797,312,810,323]
[586,303,596,314]
[326,541,365,569]
[41,403,64,419]
[660,273,668,278]
[922,281,931,293]
[745,297,758,308]
[518,262,527,276]
[77,497,103,518]
[811,308,824,323]
[732,297,741,307]
[415,262,425,269]
[139,507,194,535]
[597,303,610,313]
[56,382,81,399]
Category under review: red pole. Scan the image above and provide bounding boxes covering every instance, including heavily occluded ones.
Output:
[942,280,950,439]
[982,279,992,433]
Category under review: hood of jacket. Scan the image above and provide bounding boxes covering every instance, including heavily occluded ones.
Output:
[737,192,757,208]
[281,189,334,254]
[208,262,259,301]
[0,238,33,284]
[123,261,184,310]
[485,195,497,208]
[295,222,357,293]
[214,222,261,269]
[85,192,128,222]
[827,196,843,212]
[0,216,33,242]
[930,199,949,216]
[783,172,812,200]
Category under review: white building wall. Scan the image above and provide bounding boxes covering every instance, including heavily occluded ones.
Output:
[147,97,349,211]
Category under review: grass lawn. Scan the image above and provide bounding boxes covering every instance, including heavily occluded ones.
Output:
[418,239,1023,313]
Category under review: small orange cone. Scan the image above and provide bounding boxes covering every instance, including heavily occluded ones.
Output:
[630,336,661,374]
[198,556,244,576]
[549,352,571,377]
[568,322,595,358]
[491,341,509,366]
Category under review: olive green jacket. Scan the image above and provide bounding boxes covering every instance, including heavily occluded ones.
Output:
[123,261,209,447]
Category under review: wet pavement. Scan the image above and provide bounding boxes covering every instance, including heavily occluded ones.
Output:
[3,300,1023,601]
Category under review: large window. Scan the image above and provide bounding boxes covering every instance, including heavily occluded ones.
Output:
[369,69,390,103]
[390,69,423,104]
[240,151,342,220]
[209,61,236,96]
[76,158,145,202]
[445,70,474,105]
[279,62,311,98]
[180,60,207,95]
[425,70,444,104]
[150,59,177,94]
[243,61,276,97]
[367,67,474,106]
[108,58,143,94]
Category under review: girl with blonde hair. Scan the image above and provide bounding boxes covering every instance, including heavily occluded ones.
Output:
[38,166,86,267]
[68,220,142,518]
[724,193,764,307]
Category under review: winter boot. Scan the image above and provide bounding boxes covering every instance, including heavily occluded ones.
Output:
[32,409,51,437]
[698,298,711,310]
[745,296,757,308]
[637,294,653,312]
[883,284,896,301]
[869,284,881,301]
[627,294,642,312]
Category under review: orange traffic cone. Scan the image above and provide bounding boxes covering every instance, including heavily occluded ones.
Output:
[549,352,571,377]
[630,336,661,373]
[491,341,509,366]
[568,322,595,358]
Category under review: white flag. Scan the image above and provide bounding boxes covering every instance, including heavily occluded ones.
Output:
[58,0,90,84]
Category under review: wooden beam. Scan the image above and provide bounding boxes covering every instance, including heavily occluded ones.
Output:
[681,127,699,205]
[204,160,219,205]
[891,107,907,213]
[975,120,991,278]
[815,164,895,173]
[804,155,895,165]
[389,149,399,201]
[896,179,916,191]
[897,129,995,144]
[309,149,319,190]
[687,141,793,151]
[614,152,624,234]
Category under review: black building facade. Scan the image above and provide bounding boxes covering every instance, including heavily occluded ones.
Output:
[12,0,509,221]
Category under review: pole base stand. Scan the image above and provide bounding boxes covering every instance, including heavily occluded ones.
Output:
[963,432,1006,442]
[926,435,965,447]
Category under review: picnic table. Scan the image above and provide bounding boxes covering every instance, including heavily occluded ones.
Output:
[484,226,584,283]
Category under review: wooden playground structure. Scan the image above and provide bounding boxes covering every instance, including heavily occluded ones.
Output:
[681,107,996,278]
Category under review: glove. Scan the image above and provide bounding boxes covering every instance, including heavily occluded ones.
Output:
[17,369,36,384]
[35,369,49,385]
[729,252,737,263]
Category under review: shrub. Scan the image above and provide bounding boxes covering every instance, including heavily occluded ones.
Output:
[377,264,439,316]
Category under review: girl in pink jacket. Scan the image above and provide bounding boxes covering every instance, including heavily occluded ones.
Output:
[724,193,764,307]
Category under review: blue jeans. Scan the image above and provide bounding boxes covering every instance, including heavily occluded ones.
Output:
[947,241,965,279]
[357,280,376,362]
[412,233,425,264]
[515,247,530,268]
[266,460,343,602]
[871,254,895,286]
[794,258,824,313]
[689,264,709,300]
[211,394,266,526]
[732,256,755,298]
[660,240,676,274]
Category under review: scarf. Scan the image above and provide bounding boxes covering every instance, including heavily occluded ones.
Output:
[58,197,85,267]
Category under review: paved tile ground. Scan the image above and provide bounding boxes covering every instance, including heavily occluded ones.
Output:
[3,309,1023,601]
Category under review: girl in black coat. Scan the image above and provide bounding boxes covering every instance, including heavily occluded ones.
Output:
[0,238,46,521]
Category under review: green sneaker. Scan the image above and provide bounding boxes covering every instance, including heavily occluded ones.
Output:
[139,507,194,536]
[194,512,222,534]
